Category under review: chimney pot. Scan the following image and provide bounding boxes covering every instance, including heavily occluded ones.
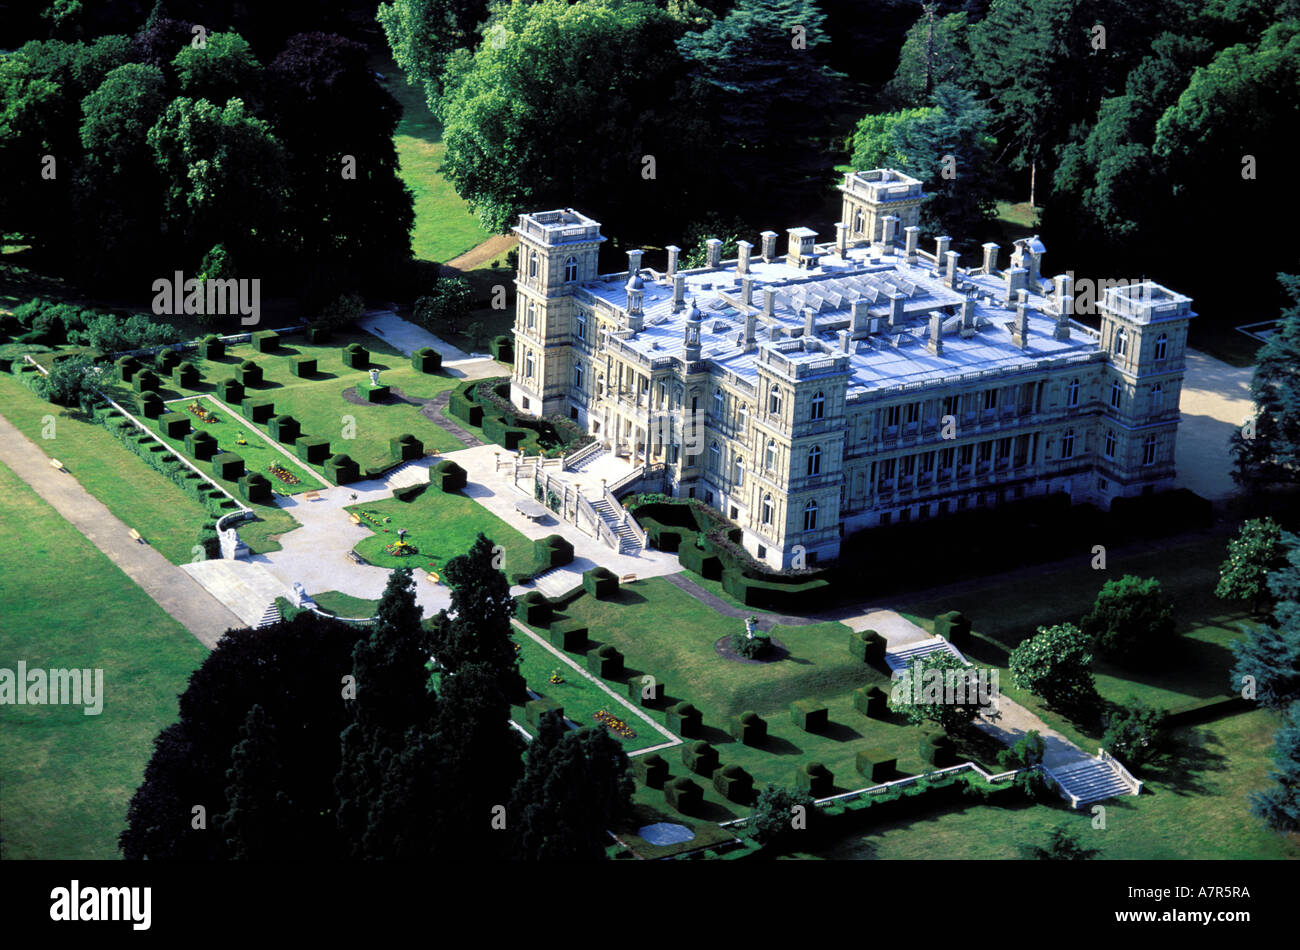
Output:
[982,242,999,275]
[762,287,776,319]
[672,274,685,311]
[706,239,722,269]
[737,240,753,274]
[760,231,778,262]
[945,251,960,288]
[904,226,920,263]
[665,245,680,278]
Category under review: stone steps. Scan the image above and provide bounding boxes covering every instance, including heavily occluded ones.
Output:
[1048,758,1136,806]
[254,601,282,630]
[885,636,969,671]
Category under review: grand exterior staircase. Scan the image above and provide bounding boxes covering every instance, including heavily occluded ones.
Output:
[592,496,641,555]
[884,636,970,672]
[1046,756,1141,807]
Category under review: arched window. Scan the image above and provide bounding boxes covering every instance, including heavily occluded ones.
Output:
[762,494,773,525]
[1110,379,1123,409]
[1115,327,1127,357]
[1061,429,1075,459]
[1104,430,1116,459]
[1155,333,1168,361]
[1143,435,1157,466]
[528,251,539,278]
[765,439,777,471]
[853,209,864,234]
[565,256,578,282]
[803,500,818,531]
[769,385,782,415]
[807,444,821,477]
[811,391,825,421]
[526,300,536,329]
[1067,378,1079,407]
[709,440,720,471]
[735,457,745,485]
[1150,383,1163,412]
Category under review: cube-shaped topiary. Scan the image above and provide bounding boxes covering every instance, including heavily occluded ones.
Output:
[730,711,766,747]
[796,761,834,797]
[154,349,181,372]
[238,472,272,503]
[856,748,896,783]
[117,355,141,382]
[212,452,245,480]
[632,753,669,789]
[920,733,957,767]
[627,675,665,707]
[236,360,262,386]
[666,701,703,738]
[342,343,368,368]
[790,699,829,733]
[306,326,330,344]
[133,369,160,393]
[583,566,620,599]
[390,433,423,461]
[243,399,274,424]
[296,436,330,464]
[198,335,225,360]
[678,542,723,580]
[515,591,552,626]
[681,740,719,777]
[489,335,514,363]
[139,391,165,419]
[324,453,359,484]
[412,347,441,373]
[664,776,701,814]
[586,644,623,679]
[547,618,588,652]
[934,610,972,648]
[292,358,316,378]
[252,330,279,352]
[217,378,244,403]
[185,429,218,461]
[533,534,574,571]
[849,629,887,664]
[712,764,753,804]
[160,411,190,439]
[525,698,564,730]
[172,362,200,388]
[448,392,483,426]
[269,414,300,443]
[363,384,390,403]
[433,459,466,493]
[853,685,889,719]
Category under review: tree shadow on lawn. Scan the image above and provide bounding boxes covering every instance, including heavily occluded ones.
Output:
[1138,726,1231,797]
[817,721,864,743]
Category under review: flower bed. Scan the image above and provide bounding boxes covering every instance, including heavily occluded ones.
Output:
[594,708,637,740]
[267,462,301,486]
[187,400,219,424]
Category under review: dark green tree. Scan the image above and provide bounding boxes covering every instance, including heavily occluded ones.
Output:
[889,647,993,732]
[1018,822,1102,860]
[1008,623,1098,715]
[1216,517,1286,614]
[218,704,296,860]
[1080,575,1176,666]
[1250,701,1300,834]
[1101,698,1168,768]
[431,532,523,701]
[1230,532,1300,711]
[172,32,263,106]
[749,784,816,850]
[1233,275,1300,490]
[882,5,971,107]
[377,0,492,111]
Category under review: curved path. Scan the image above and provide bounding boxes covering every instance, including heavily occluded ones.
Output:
[661,572,820,631]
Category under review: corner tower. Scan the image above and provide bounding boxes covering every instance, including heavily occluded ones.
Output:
[839,169,926,246]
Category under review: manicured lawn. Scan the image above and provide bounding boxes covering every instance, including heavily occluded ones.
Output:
[0,374,210,564]
[374,53,492,264]
[809,709,1300,860]
[347,485,534,577]
[311,591,380,618]
[0,460,207,859]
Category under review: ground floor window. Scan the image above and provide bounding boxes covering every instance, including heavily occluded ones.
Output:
[757,545,767,559]
[1097,476,1108,491]
[880,511,892,526]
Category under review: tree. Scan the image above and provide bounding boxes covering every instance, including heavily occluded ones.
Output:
[1230,534,1300,711]
[35,353,100,412]
[1250,702,1300,834]
[1216,517,1286,614]
[172,32,263,106]
[317,292,365,331]
[848,107,933,172]
[1008,623,1098,715]
[749,784,816,850]
[1102,698,1168,768]
[508,712,633,860]
[882,6,971,107]
[1080,575,1176,666]
[1233,275,1300,489]
[413,276,471,335]
[79,62,167,177]
[74,312,173,353]
[218,704,296,860]
[1018,823,1102,860]
[888,648,992,732]
[377,0,492,112]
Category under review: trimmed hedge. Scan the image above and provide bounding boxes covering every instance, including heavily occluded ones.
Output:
[731,710,766,746]
[160,411,190,438]
[853,685,889,719]
[252,330,279,352]
[363,384,390,403]
[849,630,887,665]
[856,748,897,783]
[433,459,467,492]
[236,360,262,386]
[920,733,957,767]
[393,483,426,502]
[516,591,552,626]
[139,391,164,419]
[243,399,274,423]
[325,453,360,484]
[525,698,564,730]
[796,761,834,797]
[117,355,141,382]
[172,363,200,388]
[547,618,588,652]
[722,568,831,611]
[790,699,829,733]
[533,534,574,571]
[583,567,619,599]
[342,343,368,368]
[483,414,527,450]
[666,702,703,738]
[713,764,753,804]
[305,326,330,344]
[198,335,225,359]
[412,347,441,373]
[296,436,330,464]
[448,389,483,426]
[391,433,423,461]
[632,753,669,789]
[269,414,301,443]
[185,430,218,461]
[292,358,316,377]
[664,776,701,814]
[934,611,972,648]
[154,349,181,372]
[681,740,719,777]
[212,452,245,480]
[489,335,514,363]
[133,369,160,393]
[586,644,624,679]
[627,674,665,707]
[679,541,723,580]
[238,472,272,503]
[217,379,244,403]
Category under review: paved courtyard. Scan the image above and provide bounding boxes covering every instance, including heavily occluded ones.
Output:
[1174,348,1254,501]
[358,309,502,380]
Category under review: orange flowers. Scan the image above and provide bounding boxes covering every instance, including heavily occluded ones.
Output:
[594,708,636,740]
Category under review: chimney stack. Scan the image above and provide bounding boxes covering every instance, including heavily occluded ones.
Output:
[927,311,944,355]
[850,298,870,338]
[803,307,817,340]
[744,310,757,351]
[665,245,680,278]
[880,215,899,250]
[1013,289,1030,349]
[945,251,959,288]
[760,231,778,262]
[706,238,722,269]
[935,236,951,270]
[737,240,753,274]
[838,329,852,354]
[982,243,999,275]
[904,226,920,263]
[762,287,776,320]
[960,295,976,335]
[1004,267,1028,307]
[672,273,685,312]
[835,222,849,258]
[1053,273,1074,341]
[741,274,754,307]
[888,291,905,329]
[627,249,643,277]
